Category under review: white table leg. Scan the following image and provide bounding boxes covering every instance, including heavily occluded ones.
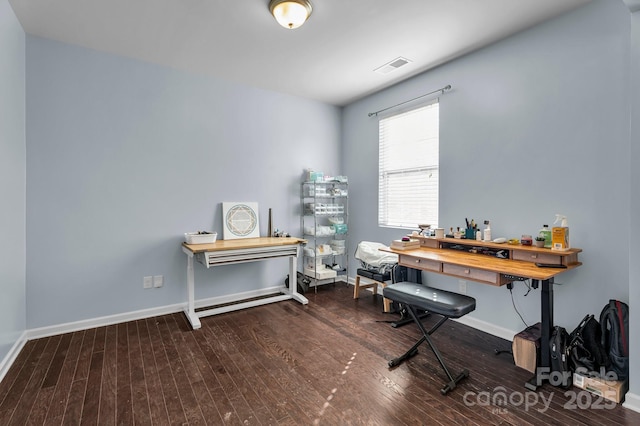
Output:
[184,253,202,329]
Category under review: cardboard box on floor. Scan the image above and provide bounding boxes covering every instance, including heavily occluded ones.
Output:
[573,372,628,403]
[512,323,541,373]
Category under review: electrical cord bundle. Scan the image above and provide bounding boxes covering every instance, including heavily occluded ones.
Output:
[509,278,532,329]
[495,279,533,357]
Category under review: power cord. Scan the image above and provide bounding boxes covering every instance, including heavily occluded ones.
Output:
[509,280,530,329]
[496,279,533,358]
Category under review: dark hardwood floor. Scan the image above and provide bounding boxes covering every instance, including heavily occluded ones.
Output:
[0,284,638,425]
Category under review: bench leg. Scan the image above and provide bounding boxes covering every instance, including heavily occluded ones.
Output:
[388,335,425,367]
[353,276,361,299]
[383,296,391,313]
[354,275,384,305]
[388,305,469,395]
[355,276,395,314]
[391,308,430,328]
[354,275,379,299]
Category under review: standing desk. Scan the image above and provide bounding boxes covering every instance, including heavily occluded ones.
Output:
[383,237,582,390]
[182,237,308,330]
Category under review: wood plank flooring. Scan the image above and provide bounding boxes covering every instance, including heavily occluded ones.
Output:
[1,284,638,425]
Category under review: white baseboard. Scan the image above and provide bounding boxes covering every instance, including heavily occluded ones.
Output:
[453,315,518,342]
[26,286,288,340]
[0,331,28,384]
[623,392,640,413]
[27,303,186,340]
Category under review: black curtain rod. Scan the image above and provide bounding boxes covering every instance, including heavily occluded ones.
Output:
[368,84,452,117]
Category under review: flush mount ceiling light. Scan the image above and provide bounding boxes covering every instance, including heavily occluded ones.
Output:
[269,0,313,29]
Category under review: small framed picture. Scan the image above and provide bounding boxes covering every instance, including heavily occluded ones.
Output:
[222,202,260,240]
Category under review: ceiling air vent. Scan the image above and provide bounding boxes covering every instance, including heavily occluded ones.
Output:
[374,57,412,75]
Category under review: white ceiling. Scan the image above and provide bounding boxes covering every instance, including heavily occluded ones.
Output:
[10,0,593,106]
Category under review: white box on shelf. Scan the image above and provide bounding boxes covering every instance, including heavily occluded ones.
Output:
[184,232,218,244]
[304,267,337,280]
[331,246,345,255]
[316,244,333,255]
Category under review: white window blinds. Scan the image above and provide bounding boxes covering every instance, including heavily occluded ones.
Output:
[378,101,439,229]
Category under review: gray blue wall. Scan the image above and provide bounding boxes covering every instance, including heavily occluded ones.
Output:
[0,0,26,369]
[25,36,341,328]
[344,0,633,380]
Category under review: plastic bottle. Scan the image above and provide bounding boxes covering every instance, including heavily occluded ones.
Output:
[552,214,570,251]
[483,220,491,242]
[539,224,552,248]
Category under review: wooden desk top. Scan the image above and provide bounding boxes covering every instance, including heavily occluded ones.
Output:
[182,237,306,254]
[423,236,583,255]
[382,246,581,281]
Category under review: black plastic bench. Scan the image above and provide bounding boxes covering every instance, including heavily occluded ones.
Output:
[383,282,476,394]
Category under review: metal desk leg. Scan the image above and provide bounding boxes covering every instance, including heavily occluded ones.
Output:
[184,253,202,330]
[525,278,553,390]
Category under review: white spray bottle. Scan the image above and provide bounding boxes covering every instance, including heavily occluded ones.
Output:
[483,220,491,242]
[552,214,569,251]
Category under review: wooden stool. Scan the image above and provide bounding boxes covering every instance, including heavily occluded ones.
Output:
[354,268,392,312]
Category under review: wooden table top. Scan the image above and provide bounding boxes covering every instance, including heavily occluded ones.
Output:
[182,236,306,254]
[383,246,581,281]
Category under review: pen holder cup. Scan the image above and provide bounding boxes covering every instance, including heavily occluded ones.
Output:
[465,228,475,239]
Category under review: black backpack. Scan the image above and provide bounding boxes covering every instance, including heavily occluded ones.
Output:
[549,326,572,388]
[284,272,310,294]
[600,300,629,381]
[568,314,609,375]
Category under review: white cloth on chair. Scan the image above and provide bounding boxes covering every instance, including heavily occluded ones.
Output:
[354,241,398,273]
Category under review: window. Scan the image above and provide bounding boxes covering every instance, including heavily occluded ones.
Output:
[378,101,439,229]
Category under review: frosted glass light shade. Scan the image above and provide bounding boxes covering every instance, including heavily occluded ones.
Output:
[269,0,313,29]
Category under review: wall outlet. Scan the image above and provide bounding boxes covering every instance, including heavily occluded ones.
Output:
[153,275,164,288]
[458,280,467,294]
[143,276,153,289]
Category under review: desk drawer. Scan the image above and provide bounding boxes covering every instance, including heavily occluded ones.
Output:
[443,263,500,285]
[512,250,562,265]
[399,255,440,272]
[420,238,439,249]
